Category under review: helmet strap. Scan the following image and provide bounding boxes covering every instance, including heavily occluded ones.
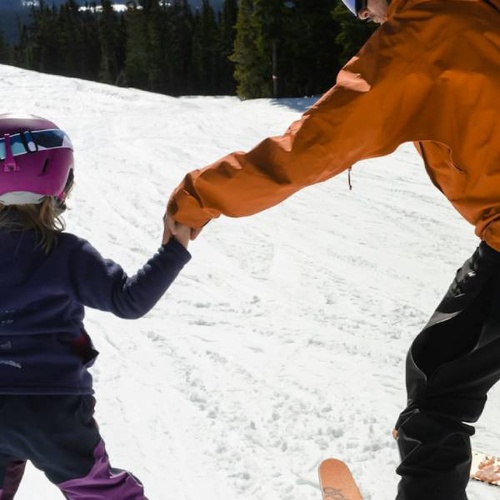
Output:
[3,134,20,172]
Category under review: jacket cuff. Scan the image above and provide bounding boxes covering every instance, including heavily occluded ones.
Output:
[161,237,192,264]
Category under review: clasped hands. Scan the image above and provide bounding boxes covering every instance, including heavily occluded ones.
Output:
[162,213,202,249]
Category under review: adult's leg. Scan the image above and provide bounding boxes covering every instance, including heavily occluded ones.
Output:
[395,243,500,500]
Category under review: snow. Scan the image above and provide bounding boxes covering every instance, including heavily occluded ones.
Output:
[1,64,500,499]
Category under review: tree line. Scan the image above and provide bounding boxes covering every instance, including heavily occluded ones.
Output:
[0,0,376,99]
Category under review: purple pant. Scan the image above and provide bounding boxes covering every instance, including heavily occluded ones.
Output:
[59,439,147,499]
[0,441,146,500]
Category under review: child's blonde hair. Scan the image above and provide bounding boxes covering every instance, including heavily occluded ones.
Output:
[0,198,67,254]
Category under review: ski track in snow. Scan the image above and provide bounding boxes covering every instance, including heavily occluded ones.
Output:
[1,64,499,499]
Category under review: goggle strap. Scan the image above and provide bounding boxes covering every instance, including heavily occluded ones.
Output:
[3,134,19,173]
[21,131,37,153]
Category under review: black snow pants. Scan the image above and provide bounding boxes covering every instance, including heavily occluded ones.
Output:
[395,241,500,500]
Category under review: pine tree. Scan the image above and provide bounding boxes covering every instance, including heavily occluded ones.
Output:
[99,0,124,84]
[163,0,194,95]
[279,0,340,97]
[77,4,101,81]
[0,31,12,65]
[124,2,149,88]
[27,1,60,74]
[192,0,218,94]
[331,0,376,67]
[231,0,270,99]
[144,0,165,92]
[58,0,87,77]
[252,0,289,98]
[217,0,238,95]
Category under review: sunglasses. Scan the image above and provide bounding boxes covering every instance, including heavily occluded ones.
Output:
[0,129,73,162]
[341,0,368,15]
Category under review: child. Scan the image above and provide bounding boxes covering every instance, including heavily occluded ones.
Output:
[0,113,191,499]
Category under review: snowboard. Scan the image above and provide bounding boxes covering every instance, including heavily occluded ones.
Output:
[318,458,363,500]
[470,451,500,486]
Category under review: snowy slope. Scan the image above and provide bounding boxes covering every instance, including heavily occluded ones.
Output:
[1,64,499,500]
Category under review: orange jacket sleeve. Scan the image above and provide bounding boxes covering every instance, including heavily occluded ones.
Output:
[167,0,500,236]
[167,5,432,229]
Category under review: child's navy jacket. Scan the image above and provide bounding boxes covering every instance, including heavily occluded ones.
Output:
[0,230,191,394]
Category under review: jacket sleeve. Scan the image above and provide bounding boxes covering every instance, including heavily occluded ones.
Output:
[168,18,429,229]
[68,238,191,319]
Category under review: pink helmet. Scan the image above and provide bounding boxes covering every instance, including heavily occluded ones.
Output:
[0,113,74,205]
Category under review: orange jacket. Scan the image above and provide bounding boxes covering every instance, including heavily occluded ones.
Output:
[168,0,500,250]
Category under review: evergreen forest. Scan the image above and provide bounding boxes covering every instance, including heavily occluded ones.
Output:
[0,0,376,99]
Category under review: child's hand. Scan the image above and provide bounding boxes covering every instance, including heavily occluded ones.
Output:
[162,216,191,248]
[172,223,191,248]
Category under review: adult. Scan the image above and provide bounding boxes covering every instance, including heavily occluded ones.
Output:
[166,1,500,498]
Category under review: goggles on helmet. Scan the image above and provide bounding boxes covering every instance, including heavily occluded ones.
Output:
[0,129,73,162]
[341,0,367,15]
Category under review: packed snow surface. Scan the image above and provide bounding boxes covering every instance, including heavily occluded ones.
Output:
[1,64,499,499]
